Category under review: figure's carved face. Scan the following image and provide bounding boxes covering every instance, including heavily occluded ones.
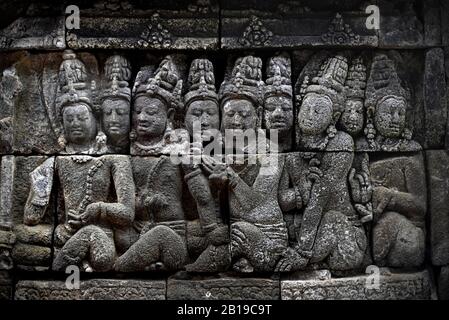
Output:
[375,97,406,138]
[185,99,220,137]
[264,96,293,131]
[62,103,97,145]
[298,93,333,135]
[222,98,257,131]
[134,96,168,139]
[340,99,364,136]
[102,98,130,140]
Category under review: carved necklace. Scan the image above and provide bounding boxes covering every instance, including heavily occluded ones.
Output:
[70,155,93,163]
[74,158,104,217]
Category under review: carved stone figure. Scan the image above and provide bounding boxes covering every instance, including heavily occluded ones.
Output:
[181,58,230,272]
[20,51,136,272]
[114,56,189,272]
[130,55,188,156]
[343,57,373,225]
[201,55,289,273]
[263,53,293,152]
[365,54,426,268]
[0,66,22,154]
[276,55,367,273]
[359,54,421,152]
[53,51,106,154]
[99,55,132,153]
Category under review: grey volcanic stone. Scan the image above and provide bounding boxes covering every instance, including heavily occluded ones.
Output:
[167,276,279,300]
[281,270,432,300]
[0,16,65,51]
[0,271,12,300]
[15,279,166,300]
[427,151,449,266]
[424,49,447,149]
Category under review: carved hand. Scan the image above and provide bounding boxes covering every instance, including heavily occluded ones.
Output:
[355,203,373,224]
[372,186,394,218]
[202,155,228,186]
[307,158,322,184]
[349,168,373,204]
[182,143,202,174]
[144,194,169,212]
[80,202,103,225]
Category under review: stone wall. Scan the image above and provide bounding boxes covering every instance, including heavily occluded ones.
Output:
[0,0,448,300]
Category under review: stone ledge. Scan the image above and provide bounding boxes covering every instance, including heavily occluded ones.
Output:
[281,270,432,300]
[14,279,166,300]
[167,276,279,300]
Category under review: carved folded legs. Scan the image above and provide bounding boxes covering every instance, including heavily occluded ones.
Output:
[53,225,116,272]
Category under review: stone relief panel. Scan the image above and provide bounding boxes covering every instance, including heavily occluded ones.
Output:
[0,45,441,299]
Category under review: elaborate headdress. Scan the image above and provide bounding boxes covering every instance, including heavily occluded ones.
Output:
[219,55,264,109]
[298,55,348,115]
[55,50,106,153]
[345,56,366,102]
[363,54,413,149]
[132,55,183,112]
[184,58,218,108]
[56,50,96,117]
[365,54,409,116]
[264,53,292,101]
[100,55,132,104]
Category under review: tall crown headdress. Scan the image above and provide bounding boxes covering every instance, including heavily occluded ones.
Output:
[100,55,132,104]
[365,54,409,116]
[299,55,348,115]
[184,58,218,108]
[219,55,264,109]
[345,56,366,101]
[56,50,96,117]
[264,53,292,100]
[132,55,183,111]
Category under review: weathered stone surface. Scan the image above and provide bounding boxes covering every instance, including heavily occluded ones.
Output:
[0,16,65,51]
[281,270,432,300]
[66,2,219,50]
[423,49,447,149]
[221,11,377,49]
[0,0,448,301]
[15,279,166,300]
[427,150,449,266]
[0,271,12,300]
[378,1,424,48]
[167,276,279,300]
[438,265,449,300]
[424,0,441,46]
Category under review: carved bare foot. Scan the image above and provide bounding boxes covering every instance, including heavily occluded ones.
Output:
[275,247,309,272]
[185,244,230,273]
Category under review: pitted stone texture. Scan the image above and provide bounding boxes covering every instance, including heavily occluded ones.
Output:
[15,279,166,300]
[0,271,12,300]
[167,276,279,300]
[427,151,449,266]
[221,8,377,49]
[281,270,432,300]
[0,16,65,51]
[66,2,219,50]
